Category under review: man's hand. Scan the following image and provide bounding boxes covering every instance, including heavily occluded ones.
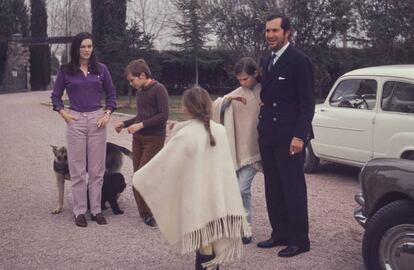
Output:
[114,122,125,133]
[289,137,304,156]
[127,122,144,134]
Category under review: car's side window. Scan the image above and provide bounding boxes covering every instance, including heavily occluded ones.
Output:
[329,79,377,110]
[382,81,414,113]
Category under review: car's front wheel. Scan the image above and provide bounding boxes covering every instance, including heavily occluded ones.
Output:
[303,142,319,173]
[363,200,414,270]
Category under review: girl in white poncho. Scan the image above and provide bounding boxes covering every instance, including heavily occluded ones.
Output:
[133,86,251,270]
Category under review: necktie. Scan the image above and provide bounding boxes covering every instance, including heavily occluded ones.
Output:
[267,53,277,72]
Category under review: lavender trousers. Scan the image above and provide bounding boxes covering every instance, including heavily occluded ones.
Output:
[66,109,106,216]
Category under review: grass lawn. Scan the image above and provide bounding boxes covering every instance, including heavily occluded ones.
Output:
[60,94,321,122]
[59,94,220,121]
[116,95,186,121]
[117,94,220,121]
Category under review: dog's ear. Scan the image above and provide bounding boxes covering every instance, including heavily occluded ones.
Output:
[50,145,58,154]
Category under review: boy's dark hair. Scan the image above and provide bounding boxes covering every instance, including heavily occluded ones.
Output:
[265,14,291,32]
[233,57,262,83]
[124,59,152,78]
[182,86,216,147]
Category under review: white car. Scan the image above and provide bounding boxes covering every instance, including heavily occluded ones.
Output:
[305,65,414,173]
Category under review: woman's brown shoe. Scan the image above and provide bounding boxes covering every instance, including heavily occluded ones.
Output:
[91,213,107,225]
[74,214,87,227]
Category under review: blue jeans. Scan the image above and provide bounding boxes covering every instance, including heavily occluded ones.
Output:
[236,165,257,224]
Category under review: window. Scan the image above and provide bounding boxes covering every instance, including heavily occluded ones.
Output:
[330,79,377,110]
[382,81,414,113]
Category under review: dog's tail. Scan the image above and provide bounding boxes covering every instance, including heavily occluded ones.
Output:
[107,142,133,160]
[118,146,133,160]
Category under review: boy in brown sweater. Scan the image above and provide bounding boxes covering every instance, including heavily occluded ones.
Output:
[114,59,169,227]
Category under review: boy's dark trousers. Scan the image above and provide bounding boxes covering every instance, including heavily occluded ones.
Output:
[132,134,165,219]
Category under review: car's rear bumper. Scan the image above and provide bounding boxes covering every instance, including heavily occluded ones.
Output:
[354,192,367,227]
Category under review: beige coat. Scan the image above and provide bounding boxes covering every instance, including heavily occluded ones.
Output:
[212,84,262,171]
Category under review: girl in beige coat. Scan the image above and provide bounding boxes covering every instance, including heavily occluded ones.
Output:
[212,57,262,244]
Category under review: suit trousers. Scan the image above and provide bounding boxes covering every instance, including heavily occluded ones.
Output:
[66,109,106,216]
[259,143,310,247]
[132,134,165,219]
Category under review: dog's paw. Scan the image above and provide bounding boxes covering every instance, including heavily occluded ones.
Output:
[113,209,124,215]
[51,208,63,214]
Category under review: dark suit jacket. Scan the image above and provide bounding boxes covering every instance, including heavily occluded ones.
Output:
[258,45,315,146]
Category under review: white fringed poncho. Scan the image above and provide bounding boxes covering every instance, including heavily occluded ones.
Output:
[133,119,251,269]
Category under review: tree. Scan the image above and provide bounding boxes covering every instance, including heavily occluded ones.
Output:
[128,0,174,50]
[91,0,127,59]
[171,0,210,85]
[91,0,153,94]
[47,0,91,59]
[286,0,354,52]
[30,0,51,90]
[0,0,29,84]
[356,0,414,55]
[201,0,280,59]
[91,0,127,92]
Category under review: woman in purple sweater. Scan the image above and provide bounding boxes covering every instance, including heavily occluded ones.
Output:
[51,32,117,227]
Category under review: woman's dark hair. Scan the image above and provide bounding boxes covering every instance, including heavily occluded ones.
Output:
[233,57,262,82]
[64,32,100,75]
[182,86,216,146]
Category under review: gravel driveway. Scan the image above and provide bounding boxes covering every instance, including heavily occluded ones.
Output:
[0,90,365,270]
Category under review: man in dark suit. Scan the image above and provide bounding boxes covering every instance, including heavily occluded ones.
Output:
[256,14,315,257]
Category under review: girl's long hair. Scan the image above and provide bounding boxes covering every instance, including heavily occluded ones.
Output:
[233,57,262,82]
[63,32,100,75]
[182,86,216,147]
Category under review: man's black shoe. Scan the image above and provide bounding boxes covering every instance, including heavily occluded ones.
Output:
[242,237,252,245]
[257,238,288,248]
[278,245,310,257]
[144,216,157,227]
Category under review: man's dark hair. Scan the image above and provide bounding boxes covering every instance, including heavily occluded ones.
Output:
[265,14,291,32]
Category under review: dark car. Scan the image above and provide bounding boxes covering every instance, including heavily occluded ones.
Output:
[354,158,414,270]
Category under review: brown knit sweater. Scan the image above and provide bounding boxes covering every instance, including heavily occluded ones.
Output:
[123,81,169,136]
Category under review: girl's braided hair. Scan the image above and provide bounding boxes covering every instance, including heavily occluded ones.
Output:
[182,86,216,147]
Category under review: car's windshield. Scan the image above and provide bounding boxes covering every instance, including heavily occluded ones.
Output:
[330,79,377,110]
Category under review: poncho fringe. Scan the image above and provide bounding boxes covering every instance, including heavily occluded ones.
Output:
[179,214,251,269]
[181,214,251,254]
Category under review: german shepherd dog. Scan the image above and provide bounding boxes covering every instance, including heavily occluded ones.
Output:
[50,142,132,214]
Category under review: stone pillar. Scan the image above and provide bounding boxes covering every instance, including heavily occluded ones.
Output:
[3,34,31,91]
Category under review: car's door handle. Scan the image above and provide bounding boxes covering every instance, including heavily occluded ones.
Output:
[320,108,328,112]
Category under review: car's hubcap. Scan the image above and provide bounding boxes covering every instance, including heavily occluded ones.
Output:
[380,224,414,270]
